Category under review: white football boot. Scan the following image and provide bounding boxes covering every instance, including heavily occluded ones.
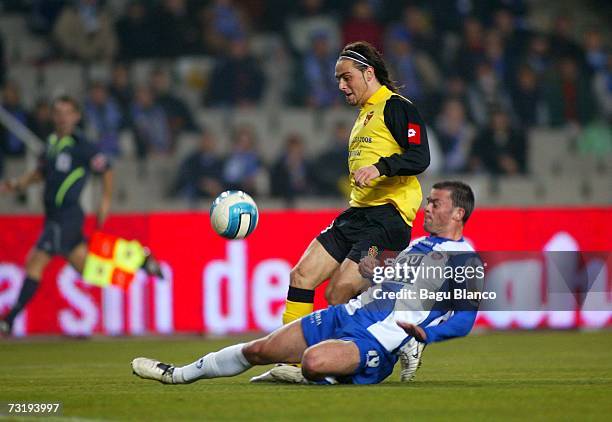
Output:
[131,357,177,384]
[250,364,307,384]
[398,337,426,382]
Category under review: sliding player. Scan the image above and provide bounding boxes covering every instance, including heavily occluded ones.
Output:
[132,181,480,385]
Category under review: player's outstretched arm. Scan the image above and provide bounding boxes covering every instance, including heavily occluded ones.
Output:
[0,169,43,193]
[398,310,477,345]
[96,169,113,228]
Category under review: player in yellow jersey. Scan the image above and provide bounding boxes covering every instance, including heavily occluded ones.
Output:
[251,41,430,382]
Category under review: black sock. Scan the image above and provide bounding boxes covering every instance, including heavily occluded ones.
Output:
[5,277,40,324]
[287,286,315,303]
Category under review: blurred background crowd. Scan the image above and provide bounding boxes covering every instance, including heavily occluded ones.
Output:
[0,0,610,210]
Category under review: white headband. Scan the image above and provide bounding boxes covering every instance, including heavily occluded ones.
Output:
[339,56,371,68]
[345,50,369,62]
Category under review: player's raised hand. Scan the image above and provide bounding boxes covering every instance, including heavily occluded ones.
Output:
[353,165,380,187]
[359,255,379,279]
[397,321,427,342]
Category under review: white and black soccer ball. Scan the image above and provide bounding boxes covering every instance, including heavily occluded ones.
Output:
[210,190,259,239]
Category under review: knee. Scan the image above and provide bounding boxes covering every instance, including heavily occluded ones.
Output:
[290,265,313,289]
[301,347,326,380]
[242,338,271,365]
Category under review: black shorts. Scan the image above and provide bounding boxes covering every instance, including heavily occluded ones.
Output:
[317,204,412,264]
[36,210,85,256]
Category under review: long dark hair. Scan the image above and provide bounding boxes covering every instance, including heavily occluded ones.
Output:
[339,41,399,93]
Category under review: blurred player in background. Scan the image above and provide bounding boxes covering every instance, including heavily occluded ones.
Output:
[255,41,430,380]
[131,181,479,386]
[0,96,113,335]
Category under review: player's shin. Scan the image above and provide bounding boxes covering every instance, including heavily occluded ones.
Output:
[172,343,251,383]
[282,286,315,325]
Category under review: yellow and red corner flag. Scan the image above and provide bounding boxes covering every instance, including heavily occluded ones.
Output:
[83,231,147,289]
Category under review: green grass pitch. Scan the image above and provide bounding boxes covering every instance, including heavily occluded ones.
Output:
[1,331,611,421]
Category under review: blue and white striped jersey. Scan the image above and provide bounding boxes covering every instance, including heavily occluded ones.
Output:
[344,235,481,353]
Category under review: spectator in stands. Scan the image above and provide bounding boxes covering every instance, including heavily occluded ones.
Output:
[84,82,122,157]
[467,61,513,127]
[543,57,597,127]
[511,65,542,128]
[341,0,383,51]
[302,32,339,108]
[484,30,510,85]
[116,0,157,60]
[385,28,440,104]
[151,0,199,57]
[27,99,54,142]
[434,98,475,173]
[200,0,248,56]
[204,35,265,107]
[108,63,133,127]
[424,73,471,124]
[491,7,529,62]
[387,6,442,66]
[582,29,607,76]
[454,17,486,81]
[286,0,340,55]
[270,133,312,205]
[170,130,224,203]
[222,125,261,193]
[130,85,172,162]
[312,121,349,197]
[469,107,526,175]
[0,82,28,156]
[522,33,552,77]
[593,53,612,120]
[549,15,584,63]
[53,0,117,62]
[150,68,198,141]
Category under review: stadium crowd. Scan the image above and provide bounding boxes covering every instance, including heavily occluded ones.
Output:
[0,0,610,206]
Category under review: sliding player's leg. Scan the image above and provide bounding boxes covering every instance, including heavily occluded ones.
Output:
[300,304,397,385]
[131,319,308,384]
[248,238,339,382]
[301,339,360,381]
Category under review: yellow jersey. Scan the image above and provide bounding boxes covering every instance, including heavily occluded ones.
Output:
[348,85,430,226]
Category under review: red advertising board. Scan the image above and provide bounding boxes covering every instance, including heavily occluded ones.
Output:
[0,207,611,336]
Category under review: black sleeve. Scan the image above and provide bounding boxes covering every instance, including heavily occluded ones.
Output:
[374,96,430,177]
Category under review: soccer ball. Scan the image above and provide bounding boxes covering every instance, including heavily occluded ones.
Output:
[210,190,259,239]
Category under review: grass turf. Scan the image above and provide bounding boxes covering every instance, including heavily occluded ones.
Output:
[1,331,611,421]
